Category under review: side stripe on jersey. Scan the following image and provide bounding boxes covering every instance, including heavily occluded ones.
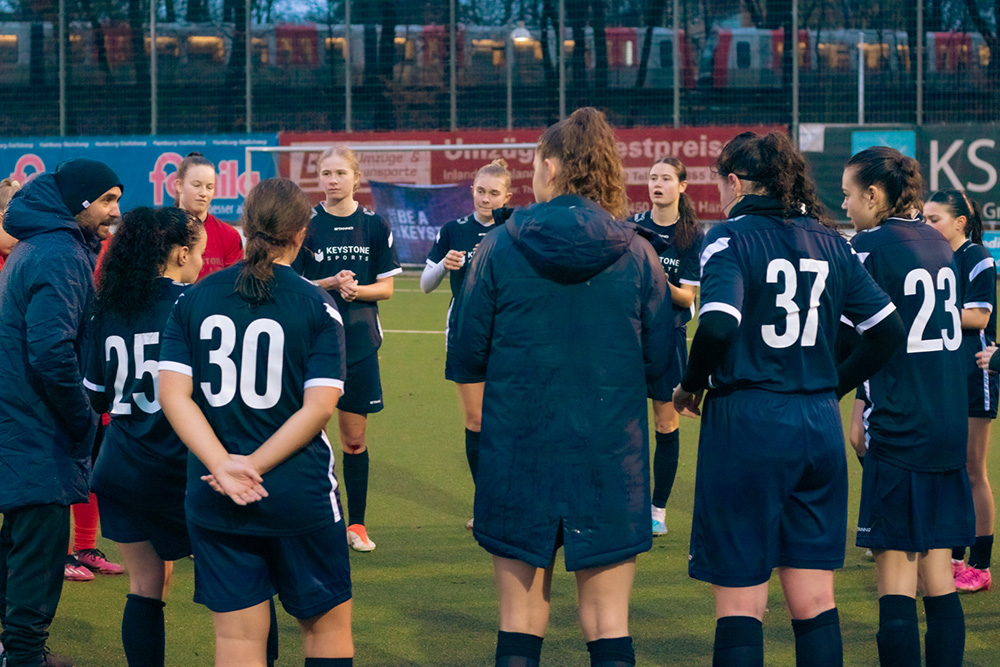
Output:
[700,237,731,274]
[854,303,896,334]
[861,381,872,450]
[320,429,343,523]
[304,378,346,390]
[159,361,193,376]
[700,301,742,324]
[969,257,995,283]
[855,252,870,264]
[377,267,404,280]
[981,330,991,412]
[83,378,105,392]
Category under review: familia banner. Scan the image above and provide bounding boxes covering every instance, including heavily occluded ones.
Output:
[369,181,473,265]
[0,134,277,220]
[800,124,1000,227]
[279,126,783,221]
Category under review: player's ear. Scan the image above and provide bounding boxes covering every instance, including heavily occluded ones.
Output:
[544,158,559,189]
[293,226,308,249]
[176,244,191,266]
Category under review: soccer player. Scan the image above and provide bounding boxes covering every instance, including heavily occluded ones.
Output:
[293,146,402,552]
[159,178,352,667]
[84,206,206,667]
[421,158,513,517]
[842,148,975,666]
[673,132,904,667]
[0,177,20,271]
[924,190,996,593]
[452,107,672,667]
[632,157,703,537]
[173,152,244,280]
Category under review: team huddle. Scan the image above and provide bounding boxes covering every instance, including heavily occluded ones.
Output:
[0,108,995,667]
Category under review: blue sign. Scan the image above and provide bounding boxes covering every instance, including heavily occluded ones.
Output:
[851,130,917,157]
[0,134,277,221]
[982,232,1000,265]
[369,180,474,265]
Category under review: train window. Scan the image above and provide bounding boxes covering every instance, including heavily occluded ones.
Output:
[188,35,224,63]
[0,34,16,65]
[564,39,574,56]
[395,37,415,62]
[624,40,633,67]
[659,40,673,68]
[862,43,887,70]
[298,36,314,64]
[144,36,179,58]
[980,44,990,67]
[105,34,130,65]
[817,43,849,71]
[897,44,910,71]
[252,37,268,64]
[472,39,505,67]
[736,41,750,69]
[68,32,86,62]
[325,37,346,59]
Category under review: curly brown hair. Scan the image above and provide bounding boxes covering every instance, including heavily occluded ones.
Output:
[537,107,628,219]
[716,131,831,226]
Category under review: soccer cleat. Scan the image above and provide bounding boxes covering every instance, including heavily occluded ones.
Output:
[39,648,76,667]
[466,518,474,530]
[73,548,124,575]
[952,558,967,579]
[64,555,94,582]
[651,505,667,537]
[346,524,376,552]
[955,566,991,593]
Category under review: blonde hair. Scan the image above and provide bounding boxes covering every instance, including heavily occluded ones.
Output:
[476,158,512,191]
[0,178,21,215]
[317,146,362,194]
[537,107,628,219]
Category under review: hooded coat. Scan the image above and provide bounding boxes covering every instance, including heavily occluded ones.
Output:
[451,194,671,570]
[0,173,99,512]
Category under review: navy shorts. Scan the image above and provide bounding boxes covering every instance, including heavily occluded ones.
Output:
[968,364,999,419]
[856,447,975,553]
[647,326,687,402]
[338,353,384,415]
[689,389,847,587]
[96,493,191,561]
[188,521,352,619]
[444,310,484,384]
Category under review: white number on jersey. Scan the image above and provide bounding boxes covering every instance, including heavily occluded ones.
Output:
[903,267,961,353]
[762,258,829,349]
[105,332,161,415]
[200,315,286,409]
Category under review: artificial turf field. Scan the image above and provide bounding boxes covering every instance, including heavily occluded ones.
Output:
[43,273,1000,665]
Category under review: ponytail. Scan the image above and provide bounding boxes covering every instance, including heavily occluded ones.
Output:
[927,189,984,245]
[652,157,701,251]
[537,107,628,219]
[235,178,312,306]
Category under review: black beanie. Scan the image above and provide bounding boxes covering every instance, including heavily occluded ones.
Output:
[52,158,124,217]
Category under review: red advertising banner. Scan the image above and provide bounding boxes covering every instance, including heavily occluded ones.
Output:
[279,126,783,220]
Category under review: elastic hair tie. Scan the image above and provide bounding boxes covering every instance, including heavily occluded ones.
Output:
[252,231,285,245]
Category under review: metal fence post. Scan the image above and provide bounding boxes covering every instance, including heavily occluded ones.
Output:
[672,0,680,128]
[791,0,799,145]
[558,0,565,119]
[345,0,352,132]
[857,30,864,125]
[58,0,65,136]
[151,0,157,134]
[245,0,252,133]
[916,2,923,126]
[449,0,457,131]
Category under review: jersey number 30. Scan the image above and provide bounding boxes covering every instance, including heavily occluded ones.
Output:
[201,316,286,409]
[763,258,829,349]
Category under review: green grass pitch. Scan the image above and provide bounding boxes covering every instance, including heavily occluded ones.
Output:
[41,273,1000,665]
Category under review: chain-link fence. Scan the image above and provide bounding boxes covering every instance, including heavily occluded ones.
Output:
[0,1,998,136]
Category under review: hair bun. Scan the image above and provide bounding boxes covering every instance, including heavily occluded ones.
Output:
[186,151,204,158]
[491,158,508,170]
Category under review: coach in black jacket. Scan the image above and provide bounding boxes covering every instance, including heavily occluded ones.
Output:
[0,159,121,667]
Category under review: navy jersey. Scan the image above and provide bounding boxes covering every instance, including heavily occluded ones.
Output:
[699,197,894,395]
[294,204,401,365]
[159,264,347,536]
[851,217,968,471]
[956,239,997,345]
[426,214,496,300]
[632,211,704,326]
[85,278,188,510]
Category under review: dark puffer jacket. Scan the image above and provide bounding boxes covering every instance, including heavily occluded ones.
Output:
[0,173,98,512]
[452,194,672,571]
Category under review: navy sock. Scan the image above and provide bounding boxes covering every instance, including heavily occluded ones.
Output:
[876,595,920,667]
[465,428,480,482]
[951,547,966,562]
[342,450,369,525]
[651,430,680,508]
[122,594,165,667]
[586,636,635,666]
[790,608,842,667]
[495,631,543,667]
[713,616,763,667]
[304,659,352,666]
[924,592,964,667]
[968,534,993,570]
[267,597,279,665]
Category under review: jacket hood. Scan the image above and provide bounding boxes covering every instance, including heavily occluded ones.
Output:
[508,194,635,284]
[4,173,90,245]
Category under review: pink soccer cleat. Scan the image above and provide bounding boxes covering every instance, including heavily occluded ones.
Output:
[64,555,94,582]
[73,548,124,575]
[955,566,991,593]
